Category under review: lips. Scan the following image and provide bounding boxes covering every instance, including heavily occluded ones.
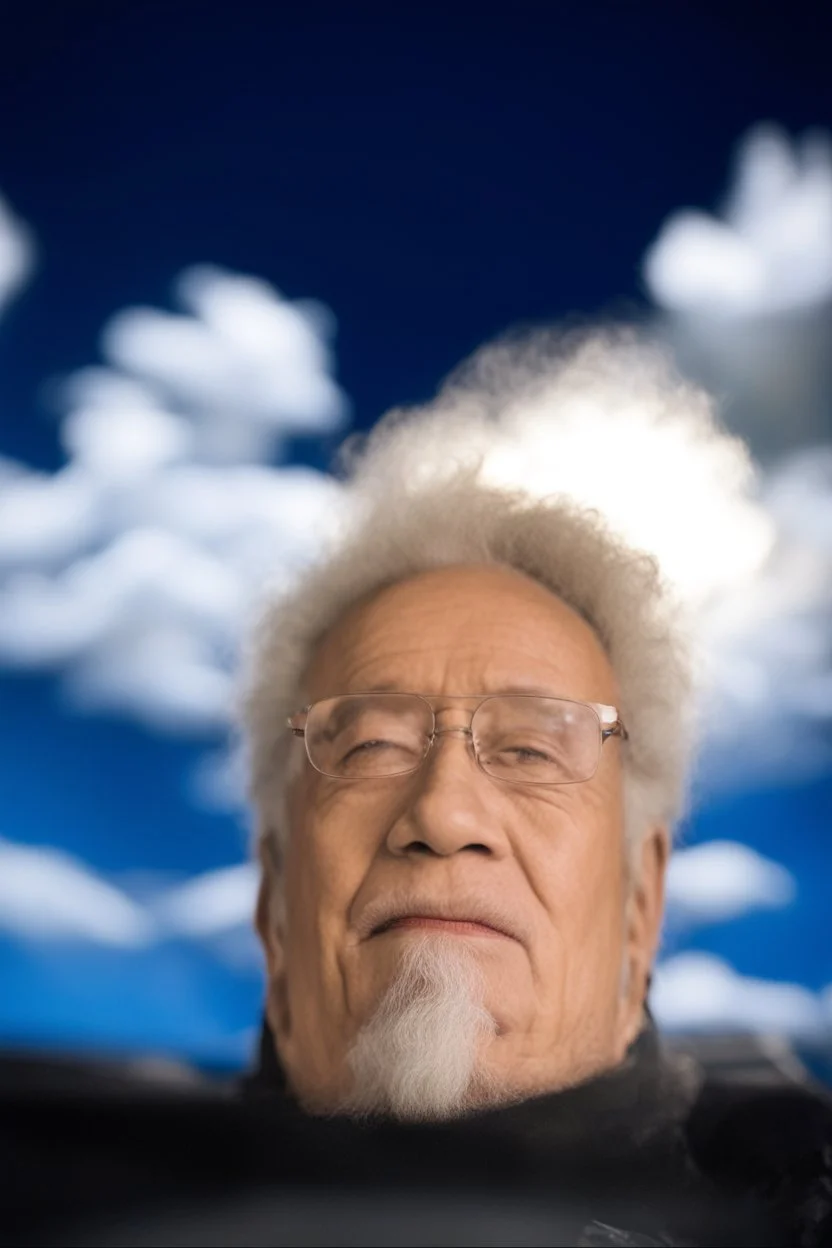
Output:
[355,891,524,944]
[373,915,510,938]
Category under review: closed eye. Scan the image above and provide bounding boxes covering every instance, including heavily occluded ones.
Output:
[340,739,394,761]
[503,746,554,763]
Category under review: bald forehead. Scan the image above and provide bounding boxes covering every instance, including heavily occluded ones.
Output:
[349,565,598,649]
[303,564,618,704]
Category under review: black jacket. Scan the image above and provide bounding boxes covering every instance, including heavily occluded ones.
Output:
[3,1022,832,1246]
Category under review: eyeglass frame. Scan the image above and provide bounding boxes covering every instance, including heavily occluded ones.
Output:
[287,692,629,787]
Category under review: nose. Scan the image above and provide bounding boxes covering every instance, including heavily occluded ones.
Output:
[385,726,508,859]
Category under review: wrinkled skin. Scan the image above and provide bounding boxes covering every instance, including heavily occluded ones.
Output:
[257,564,667,1112]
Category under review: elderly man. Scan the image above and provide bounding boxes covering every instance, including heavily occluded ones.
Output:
[237,335,832,1245]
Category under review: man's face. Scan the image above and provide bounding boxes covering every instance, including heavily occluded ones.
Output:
[257,564,666,1112]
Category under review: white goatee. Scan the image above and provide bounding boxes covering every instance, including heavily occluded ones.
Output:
[341,934,498,1121]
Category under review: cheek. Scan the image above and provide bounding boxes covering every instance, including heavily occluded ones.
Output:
[282,780,384,977]
[519,791,628,967]
[560,838,628,1014]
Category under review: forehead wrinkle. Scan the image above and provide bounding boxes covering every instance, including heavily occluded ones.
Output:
[303,566,619,705]
[309,643,615,708]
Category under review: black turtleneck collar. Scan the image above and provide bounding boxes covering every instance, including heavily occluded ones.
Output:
[245,1009,700,1151]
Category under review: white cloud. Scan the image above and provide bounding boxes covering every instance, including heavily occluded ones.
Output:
[0,528,238,661]
[643,125,832,466]
[642,125,832,794]
[153,861,258,937]
[150,860,263,969]
[61,371,195,480]
[0,833,260,958]
[0,467,344,730]
[693,450,832,791]
[645,124,832,317]
[0,834,261,965]
[0,194,34,317]
[0,833,261,956]
[187,743,249,811]
[0,463,102,569]
[0,251,350,742]
[0,838,156,947]
[765,445,832,552]
[666,841,795,927]
[652,952,828,1039]
[103,265,348,463]
[65,628,237,734]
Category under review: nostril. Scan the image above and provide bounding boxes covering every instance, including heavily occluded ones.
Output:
[402,839,490,856]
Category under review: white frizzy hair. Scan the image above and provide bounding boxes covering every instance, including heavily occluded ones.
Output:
[242,328,706,857]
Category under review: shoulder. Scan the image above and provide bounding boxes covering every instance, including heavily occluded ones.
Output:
[684,1075,832,1247]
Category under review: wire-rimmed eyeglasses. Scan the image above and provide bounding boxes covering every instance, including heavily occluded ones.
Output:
[288,692,628,787]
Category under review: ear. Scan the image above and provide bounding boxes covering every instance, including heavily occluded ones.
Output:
[254,834,291,1043]
[619,826,669,1046]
